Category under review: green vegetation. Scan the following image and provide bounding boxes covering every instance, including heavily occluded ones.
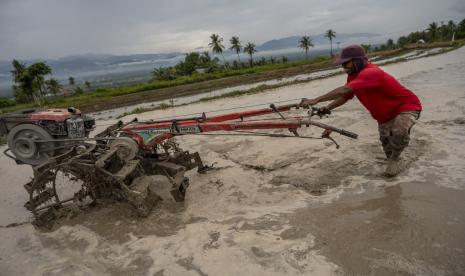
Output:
[45,78,62,95]
[372,19,465,51]
[325,29,336,57]
[209,34,226,65]
[0,97,16,108]
[229,36,242,64]
[361,44,372,53]
[299,36,314,60]
[11,60,52,104]
[0,136,6,145]
[153,52,220,81]
[243,42,257,67]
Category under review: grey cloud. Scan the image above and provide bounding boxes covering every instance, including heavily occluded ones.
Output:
[0,0,463,60]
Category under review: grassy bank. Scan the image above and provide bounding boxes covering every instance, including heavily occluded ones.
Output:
[1,40,463,115]
[0,136,6,146]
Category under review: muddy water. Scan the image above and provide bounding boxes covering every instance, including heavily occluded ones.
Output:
[1,47,465,275]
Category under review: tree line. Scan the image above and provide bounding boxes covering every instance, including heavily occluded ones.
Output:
[153,29,337,81]
[365,19,465,52]
[5,60,91,105]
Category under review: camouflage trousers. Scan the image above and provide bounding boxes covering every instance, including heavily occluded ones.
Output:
[378,111,421,159]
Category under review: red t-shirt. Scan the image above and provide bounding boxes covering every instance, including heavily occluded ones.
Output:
[345,64,422,124]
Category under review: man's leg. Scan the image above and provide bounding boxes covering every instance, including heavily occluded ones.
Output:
[384,111,419,176]
[379,120,394,159]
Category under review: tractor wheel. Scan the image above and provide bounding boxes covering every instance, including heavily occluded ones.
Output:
[110,137,139,161]
[7,124,54,165]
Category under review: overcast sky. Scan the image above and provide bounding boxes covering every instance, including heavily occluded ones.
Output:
[1,0,464,60]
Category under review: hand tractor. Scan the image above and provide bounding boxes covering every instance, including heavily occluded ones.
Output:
[0,103,357,227]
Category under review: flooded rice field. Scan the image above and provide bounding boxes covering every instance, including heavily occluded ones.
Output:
[1,46,465,275]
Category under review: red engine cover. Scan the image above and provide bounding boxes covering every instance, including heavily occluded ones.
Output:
[30,108,81,121]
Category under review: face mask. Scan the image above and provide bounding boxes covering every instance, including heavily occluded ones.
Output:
[351,58,368,75]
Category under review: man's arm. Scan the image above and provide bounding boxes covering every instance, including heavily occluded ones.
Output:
[300,85,353,107]
[326,96,350,110]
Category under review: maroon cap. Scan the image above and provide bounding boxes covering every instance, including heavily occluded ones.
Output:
[333,45,367,65]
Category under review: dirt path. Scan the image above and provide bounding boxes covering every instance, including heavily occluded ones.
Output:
[1,47,464,275]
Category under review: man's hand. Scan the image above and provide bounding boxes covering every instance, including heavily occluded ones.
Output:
[316,106,331,116]
[321,129,333,138]
[300,98,319,108]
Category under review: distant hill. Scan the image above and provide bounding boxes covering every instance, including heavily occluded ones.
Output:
[257,33,380,51]
[0,52,184,97]
[0,52,182,79]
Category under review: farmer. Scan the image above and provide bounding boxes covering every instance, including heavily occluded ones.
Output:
[300,45,422,177]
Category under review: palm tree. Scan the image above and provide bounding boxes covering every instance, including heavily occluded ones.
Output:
[10,60,51,104]
[447,20,456,30]
[11,59,31,103]
[68,76,75,86]
[361,44,371,53]
[298,36,314,60]
[243,42,257,67]
[325,29,336,57]
[386,39,395,49]
[11,60,26,83]
[446,20,457,40]
[84,81,91,89]
[428,22,438,41]
[459,19,465,32]
[45,78,62,95]
[27,62,51,97]
[209,34,226,65]
[229,36,242,63]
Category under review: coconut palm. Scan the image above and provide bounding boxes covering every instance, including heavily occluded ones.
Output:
[325,29,336,57]
[229,36,242,63]
[68,76,75,86]
[298,36,314,60]
[10,60,51,104]
[459,19,465,32]
[361,44,372,53]
[243,42,257,67]
[27,62,51,97]
[445,20,457,40]
[447,20,456,31]
[11,60,26,83]
[428,22,438,41]
[45,78,62,95]
[209,34,226,65]
[11,59,31,103]
[386,39,395,49]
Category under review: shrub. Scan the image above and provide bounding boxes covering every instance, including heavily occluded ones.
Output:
[0,97,15,108]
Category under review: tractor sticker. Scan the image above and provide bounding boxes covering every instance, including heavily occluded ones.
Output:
[177,126,201,133]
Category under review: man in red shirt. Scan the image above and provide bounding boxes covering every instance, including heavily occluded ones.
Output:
[300,45,422,177]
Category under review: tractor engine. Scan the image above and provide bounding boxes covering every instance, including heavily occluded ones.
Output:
[0,107,95,165]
